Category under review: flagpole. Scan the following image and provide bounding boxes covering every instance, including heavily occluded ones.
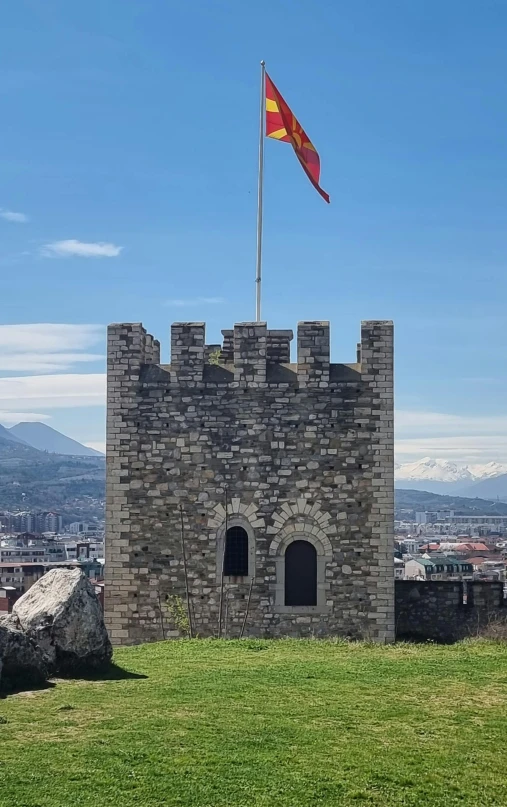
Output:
[255,60,266,322]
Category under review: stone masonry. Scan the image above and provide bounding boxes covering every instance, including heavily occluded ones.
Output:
[105,320,394,644]
[395,580,506,642]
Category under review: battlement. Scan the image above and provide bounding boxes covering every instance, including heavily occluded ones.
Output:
[107,322,160,372]
[106,319,393,389]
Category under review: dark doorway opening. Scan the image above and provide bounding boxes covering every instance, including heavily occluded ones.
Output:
[224,526,249,576]
[284,540,317,606]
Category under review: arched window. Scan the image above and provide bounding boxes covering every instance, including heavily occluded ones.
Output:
[223,526,249,577]
[284,540,317,606]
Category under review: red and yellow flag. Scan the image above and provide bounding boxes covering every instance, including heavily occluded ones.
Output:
[265,73,330,203]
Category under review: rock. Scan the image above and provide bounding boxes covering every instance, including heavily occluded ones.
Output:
[0,613,21,630]
[0,623,48,690]
[12,568,112,673]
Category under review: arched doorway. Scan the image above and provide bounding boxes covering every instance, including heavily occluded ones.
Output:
[223,525,249,577]
[284,540,317,606]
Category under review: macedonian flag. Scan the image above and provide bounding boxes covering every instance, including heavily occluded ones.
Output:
[265,73,330,203]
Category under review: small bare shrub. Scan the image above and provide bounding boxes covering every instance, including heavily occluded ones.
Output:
[477,616,507,640]
[165,595,191,637]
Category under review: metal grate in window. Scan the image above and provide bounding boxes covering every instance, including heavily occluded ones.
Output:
[223,526,249,576]
[285,540,317,606]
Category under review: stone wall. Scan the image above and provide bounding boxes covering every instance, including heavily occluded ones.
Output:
[105,319,394,645]
[395,580,506,642]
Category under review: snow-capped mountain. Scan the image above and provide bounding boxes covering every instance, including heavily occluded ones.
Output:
[395,457,507,496]
[396,457,507,483]
[467,462,507,480]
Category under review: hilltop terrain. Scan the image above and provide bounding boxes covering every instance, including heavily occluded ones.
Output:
[395,487,507,516]
[2,640,507,806]
[0,429,104,522]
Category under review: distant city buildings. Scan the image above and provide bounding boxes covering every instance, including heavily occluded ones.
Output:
[68,521,102,537]
[394,508,507,582]
[0,558,104,599]
[396,513,507,538]
[65,541,103,561]
[0,507,105,611]
[415,510,455,525]
[447,515,507,534]
[401,537,420,555]
[0,511,63,534]
[404,556,473,581]
[0,538,66,564]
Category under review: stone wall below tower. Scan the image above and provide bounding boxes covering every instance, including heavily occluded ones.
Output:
[395,580,506,642]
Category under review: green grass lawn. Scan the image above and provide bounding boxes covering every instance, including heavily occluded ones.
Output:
[2,639,507,807]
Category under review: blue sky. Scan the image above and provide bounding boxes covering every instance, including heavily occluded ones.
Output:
[1,0,507,463]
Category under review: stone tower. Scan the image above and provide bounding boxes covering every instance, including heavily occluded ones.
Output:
[105,320,394,644]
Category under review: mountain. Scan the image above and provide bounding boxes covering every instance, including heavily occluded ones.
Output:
[467,462,507,479]
[0,426,42,461]
[395,457,507,496]
[9,422,104,457]
[460,473,507,502]
[396,488,507,517]
[0,423,28,446]
[0,434,105,520]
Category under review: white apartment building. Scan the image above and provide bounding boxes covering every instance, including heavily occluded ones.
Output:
[0,543,66,564]
[0,565,25,588]
[65,541,104,561]
[402,538,422,555]
[69,522,89,534]
[447,516,507,532]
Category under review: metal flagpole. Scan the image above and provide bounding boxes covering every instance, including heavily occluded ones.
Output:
[255,60,266,322]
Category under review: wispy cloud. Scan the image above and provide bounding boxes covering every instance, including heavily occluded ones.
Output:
[0,324,104,373]
[165,297,225,307]
[0,373,106,409]
[0,353,104,372]
[395,409,507,463]
[396,409,507,438]
[0,209,29,223]
[0,326,106,435]
[0,324,103,352]
[395,436,507,464]
[0,411,52,425]
[41,240,122,258]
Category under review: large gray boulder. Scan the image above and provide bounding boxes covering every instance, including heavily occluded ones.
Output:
[0,622,48,690]
[12,568,112,673]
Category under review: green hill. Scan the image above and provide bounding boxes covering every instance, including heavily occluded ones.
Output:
[2,639,507,806]
[396,487,507,516]
[0,433,104,520]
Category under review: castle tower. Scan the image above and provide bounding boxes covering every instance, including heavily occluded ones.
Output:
[105,320,394,644]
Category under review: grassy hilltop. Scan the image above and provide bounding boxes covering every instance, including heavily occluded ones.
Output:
[2,639,507,806]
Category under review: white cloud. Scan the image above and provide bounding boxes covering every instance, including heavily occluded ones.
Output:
[0,353,104,372]
[0,209,29,223]
[396,409,507,438]
[0,324,104,373]
[42,240,122,258]
[395,409,507,464]
[0,411,52,425]
[0,373,106,408]
[0,324,103,352]
[395,436,507,464]
[165,297,225,307]
[85,441,106,454]
[0,327,105,435]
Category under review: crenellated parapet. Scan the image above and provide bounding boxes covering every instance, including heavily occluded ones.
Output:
[107,319,393,389]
